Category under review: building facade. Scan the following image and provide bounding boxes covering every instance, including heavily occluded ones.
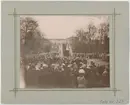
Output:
[49,39,73,57]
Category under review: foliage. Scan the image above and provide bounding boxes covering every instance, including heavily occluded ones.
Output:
[20,17,52,56]
[71,22,109,53]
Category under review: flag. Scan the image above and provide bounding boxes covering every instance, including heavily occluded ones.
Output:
[59,43,64,57]
[66,43,73,56]
[66,44,69,50]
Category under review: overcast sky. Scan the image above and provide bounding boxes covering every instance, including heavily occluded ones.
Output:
[22,16,108,39]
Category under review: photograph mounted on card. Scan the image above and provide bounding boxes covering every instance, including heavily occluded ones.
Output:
[1,1,129,104]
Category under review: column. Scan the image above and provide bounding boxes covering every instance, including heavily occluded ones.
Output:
[58,43,64,57]
[60,43,64,57]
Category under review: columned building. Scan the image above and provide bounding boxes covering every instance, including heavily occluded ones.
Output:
[49,39,73,57]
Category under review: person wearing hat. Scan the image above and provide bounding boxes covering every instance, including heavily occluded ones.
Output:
[86,62,97,88]
[77,69,87,88]
[79,62,86,69]
[102,66,109,87]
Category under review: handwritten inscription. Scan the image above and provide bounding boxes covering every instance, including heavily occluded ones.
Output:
[100,99,124,104]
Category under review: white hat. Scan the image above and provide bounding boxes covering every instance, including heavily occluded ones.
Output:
[68,64,72,67]
[43,64,48,67]
[62,63,65,66]
[79,69,85,74]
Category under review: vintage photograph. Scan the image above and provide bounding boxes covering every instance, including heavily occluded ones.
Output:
[20,16,110,88]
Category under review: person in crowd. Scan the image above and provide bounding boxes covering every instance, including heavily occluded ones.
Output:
[102,66,109,87]
[73,62,78,71]
[24,52,109,88]
[77,69,87,88]
[39,63,43,70]
[86,61,97,87]
[35,62,40,71]
[26,63,31,71]
[95,64,102,86]
[42,62,48,70]
[79,62,87,69]
[70,63,78,88]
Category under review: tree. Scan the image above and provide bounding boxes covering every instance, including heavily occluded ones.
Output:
[20,17,39,55]
[20,17,40,87]
[98,23,109,53]
[20,17,52,55]
[71,22,109,54]
[20,17,52,87]
[98,23,109,43]
[88,23,97,38]
[40,38,52,53]
[75,29,86,42]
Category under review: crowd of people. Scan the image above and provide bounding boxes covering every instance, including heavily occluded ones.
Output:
[22,53,110,88]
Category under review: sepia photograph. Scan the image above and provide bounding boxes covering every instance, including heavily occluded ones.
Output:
[1,1,129,104]
[20,16,110,89]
